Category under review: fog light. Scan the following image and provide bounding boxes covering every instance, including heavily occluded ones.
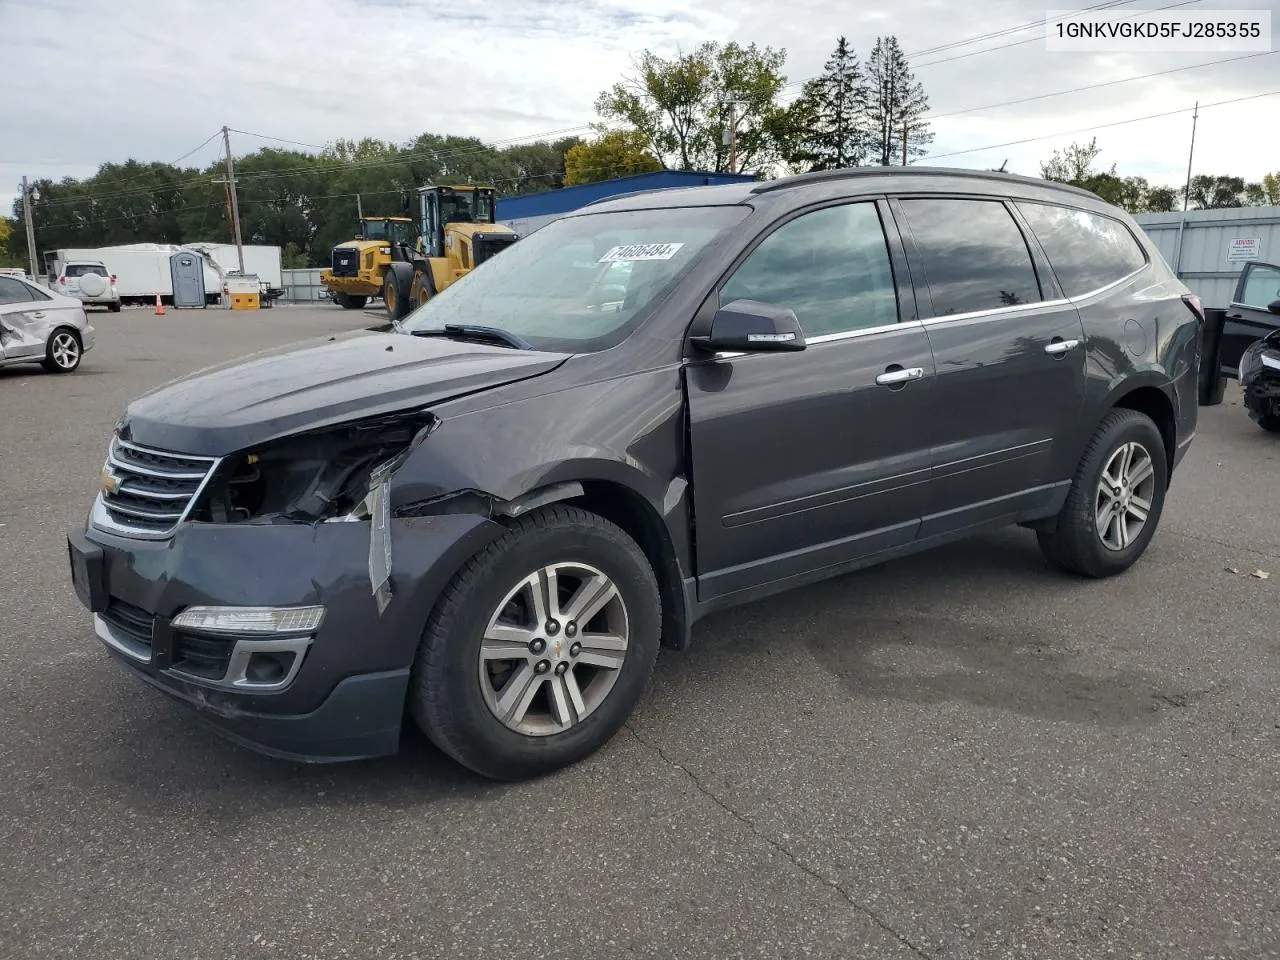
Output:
[171,605,325,635]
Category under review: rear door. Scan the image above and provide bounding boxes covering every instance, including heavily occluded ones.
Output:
[685,198,937,601]
[1221,261,1280,376]
[889,195,1089,536]
[0,277,54,360]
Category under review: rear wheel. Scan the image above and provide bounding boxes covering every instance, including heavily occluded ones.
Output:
[1037,408,1167,577]
[334,293,368,310]
[42,328,82,373]
[107,300,121,313]
[1253,412,1280,433]
[409,505,661,781]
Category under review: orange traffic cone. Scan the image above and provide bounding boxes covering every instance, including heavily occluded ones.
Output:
[154,293,165,316]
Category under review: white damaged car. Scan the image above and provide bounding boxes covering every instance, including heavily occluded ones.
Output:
[0,274,96,373]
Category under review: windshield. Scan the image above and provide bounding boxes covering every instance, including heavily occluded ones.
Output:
[362,219,413,245]
[399,205,749,352]
[437,189,493,225]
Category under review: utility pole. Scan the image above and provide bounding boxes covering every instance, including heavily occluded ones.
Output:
[726,101,739,173]
[221,125,246,274]
[356,193,364,220]
[20,176,38,279]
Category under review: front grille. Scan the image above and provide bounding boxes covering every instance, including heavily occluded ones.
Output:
[102,598,154,652]
[331,248,359,277]
[97,435,218,539]
[172,632,234,681]
[472,235,516,267]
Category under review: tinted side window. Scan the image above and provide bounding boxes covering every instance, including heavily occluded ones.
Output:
[897,198,1042,316]
[0,277,34,304]
[720,202,898,337]
[1016,202,1147,298]
[1239,262,1280,310]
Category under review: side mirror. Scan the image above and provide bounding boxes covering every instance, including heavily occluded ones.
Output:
[1267,299,1280,316]
[692,299,806,353]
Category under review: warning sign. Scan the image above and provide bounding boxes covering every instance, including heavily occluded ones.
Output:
[1226,238,1261,262]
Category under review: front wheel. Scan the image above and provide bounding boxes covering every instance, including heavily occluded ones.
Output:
[1037,408,1168,578]
[409,505,661,781]
[383,272,409,321]
[1250,411,1280,433]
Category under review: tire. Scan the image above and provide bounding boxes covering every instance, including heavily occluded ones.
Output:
[334,293,367,310]
[42,327,83,373]
[107,300,121,313]
[1037,408,1168,578]
[409,505,662,781]
[411,274,432,309]
[1254,413,1280,434]
[383,271,410,321]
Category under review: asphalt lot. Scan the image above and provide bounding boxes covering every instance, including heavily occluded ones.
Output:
[2,303,1279,959]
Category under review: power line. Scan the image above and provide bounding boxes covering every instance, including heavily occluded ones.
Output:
[905,0,1137,60]
[227,128,329,151]
[915,88,1280,162]
[924,49,1277,122]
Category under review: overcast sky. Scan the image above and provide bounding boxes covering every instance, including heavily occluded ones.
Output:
[3,0,1279,218]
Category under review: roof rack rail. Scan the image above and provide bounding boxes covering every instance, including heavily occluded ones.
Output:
[748,165,1101,201]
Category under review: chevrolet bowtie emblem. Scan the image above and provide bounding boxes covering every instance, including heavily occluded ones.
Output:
[100,468,121,496]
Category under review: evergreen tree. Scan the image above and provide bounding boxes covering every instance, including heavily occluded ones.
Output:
[788,37,871,170]
[866,36,932,166]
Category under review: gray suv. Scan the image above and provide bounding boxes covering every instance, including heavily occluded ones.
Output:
[67,167,1202,780]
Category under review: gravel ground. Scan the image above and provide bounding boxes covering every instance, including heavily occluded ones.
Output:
[2,303,1278,959]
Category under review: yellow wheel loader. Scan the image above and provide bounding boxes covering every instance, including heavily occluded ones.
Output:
[319,216,415,309]
[382,185,519,321]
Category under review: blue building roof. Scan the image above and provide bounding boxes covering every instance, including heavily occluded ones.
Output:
[496,169,757,220]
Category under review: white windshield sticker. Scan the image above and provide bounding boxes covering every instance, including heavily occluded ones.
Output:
[598,242,684,263]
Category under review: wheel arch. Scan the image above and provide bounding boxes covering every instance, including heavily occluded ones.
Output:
[490,475,693,652]
[1108,381,1177,480]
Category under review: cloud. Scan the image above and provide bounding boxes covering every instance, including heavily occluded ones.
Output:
[4,0,1279,218]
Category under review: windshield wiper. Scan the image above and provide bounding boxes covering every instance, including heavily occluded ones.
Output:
[409,323,532,350]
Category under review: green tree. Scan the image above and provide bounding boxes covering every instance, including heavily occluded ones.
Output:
[594,41,791,174]
[786,36,871,171]
[563,129,662,185]
[1263,172,1280,205]
[866,36,932,165]
[1185,174,1261,209]
[0,216,17,266]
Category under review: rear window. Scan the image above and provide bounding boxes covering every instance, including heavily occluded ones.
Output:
[65,264,108,277]
[1015,202,1147,298]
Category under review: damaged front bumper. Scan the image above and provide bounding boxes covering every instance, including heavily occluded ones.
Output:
[1241,341,1280,423]
[67,508,504,762]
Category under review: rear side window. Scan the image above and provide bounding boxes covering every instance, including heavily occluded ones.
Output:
[897,198,1042,316]
[0,277,34,304]
[65,264,107,277]
[1015,202,1147,298]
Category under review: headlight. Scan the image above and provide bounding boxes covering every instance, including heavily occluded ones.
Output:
[191,411,435,524]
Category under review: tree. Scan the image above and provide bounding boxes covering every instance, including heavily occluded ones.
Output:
[865,36,932,165]
[1145,186,1179,212]
[1040,138,1177,213]
[0,216,17,267]
[1041,137,1103,183]
[1184,174,1265,209]
[1263,172,1280,206]
[785,37,872,171]
[594,41,791,174]
[563,129,662,185]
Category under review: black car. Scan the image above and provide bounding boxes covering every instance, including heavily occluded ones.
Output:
[67,167,1203,780]
[1211,259,1280,431]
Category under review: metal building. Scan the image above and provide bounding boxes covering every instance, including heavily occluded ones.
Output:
[1133,206,1280,308]
[495,169,758,236]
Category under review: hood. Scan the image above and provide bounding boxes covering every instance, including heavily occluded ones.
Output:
[119,327,569,456]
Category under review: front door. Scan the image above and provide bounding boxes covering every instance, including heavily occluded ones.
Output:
[685,199,937,602]
[889,196,1089,536]
[1221,261,1280,375]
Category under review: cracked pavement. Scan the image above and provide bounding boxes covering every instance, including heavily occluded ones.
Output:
[3,306,1280,959]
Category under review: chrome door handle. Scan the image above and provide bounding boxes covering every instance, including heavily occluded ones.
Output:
[875,366,925,386]
[1045,338,1080,355]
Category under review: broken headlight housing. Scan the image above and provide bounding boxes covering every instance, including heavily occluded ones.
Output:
[191,411,436,525]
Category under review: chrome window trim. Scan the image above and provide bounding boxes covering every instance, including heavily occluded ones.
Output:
[702,319,924,361]
[920,298,1071,327]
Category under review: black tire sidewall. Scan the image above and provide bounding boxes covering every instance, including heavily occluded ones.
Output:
[416,515,660,779]
[1077,413,1168,571]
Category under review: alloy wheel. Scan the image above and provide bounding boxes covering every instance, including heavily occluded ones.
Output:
[51,332,80,369]
[1095,440,1156,551]
[478,562,630,737]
